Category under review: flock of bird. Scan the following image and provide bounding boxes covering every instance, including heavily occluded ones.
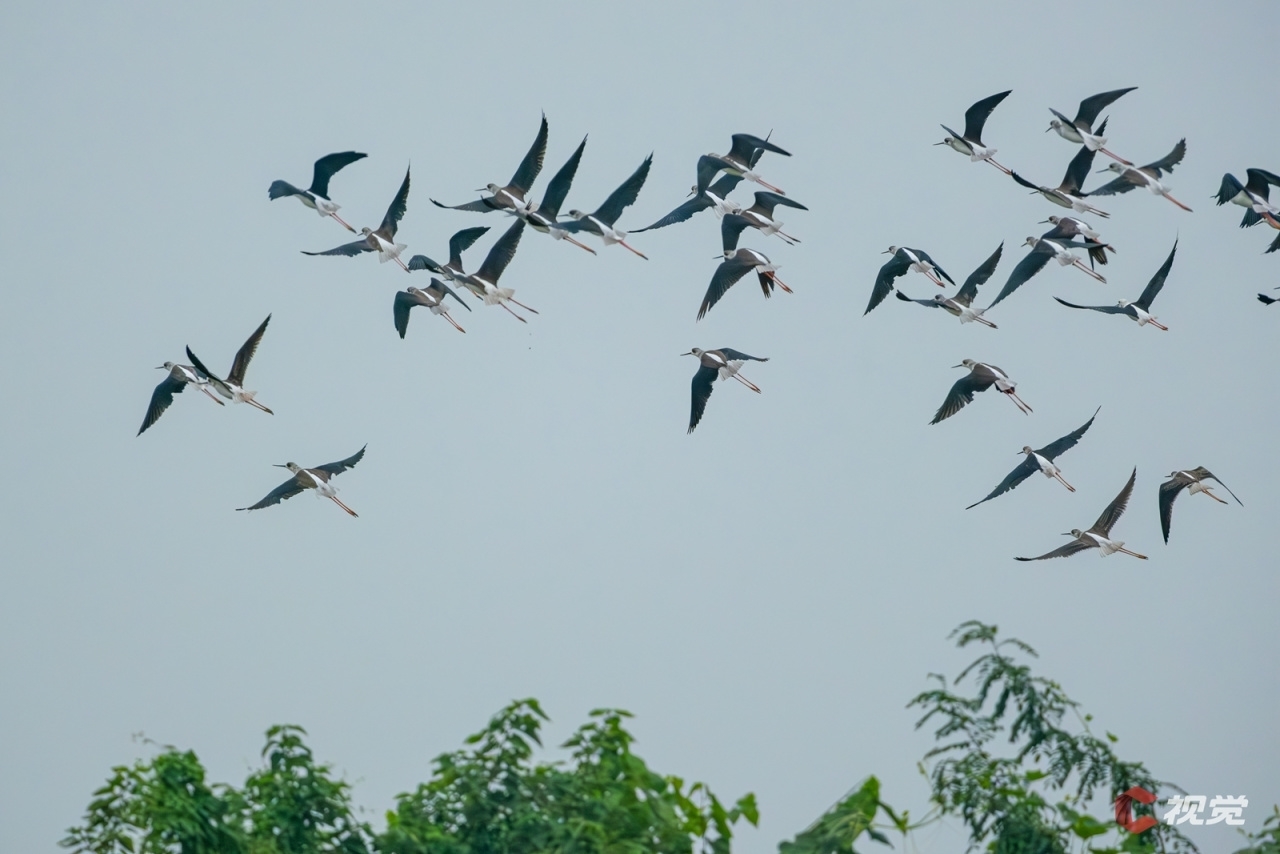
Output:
[136,92,1257,556]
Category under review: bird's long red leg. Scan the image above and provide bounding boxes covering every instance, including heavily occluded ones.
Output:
[975,314,998,329]
[329,495,358,517]
[509,296,539,314]
[395,255,411,272]
[777,230,800,244]
[498,302,528,323]
[1117,546,1148,560]
[1006,390,1033,414]
[986,158,1013,176]
[1073,259,1107,282]
[564,235,597,254]
[619,240,648,260]
[1148,319,1168,331]
[733,373,762,393]
[1100,148,1133,165]
[199,387,225,405]
[1162,192,1193,212]
[1201,489,1228,505]
[442,311,466,333]
[751,176,785,194]
[246,398,274,414]
[925,270,947,287]
[1055,472,1076,492]
[330,212,357,233]
[769,273,793,294]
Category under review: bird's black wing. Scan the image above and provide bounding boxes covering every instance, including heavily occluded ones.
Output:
[448,226,491,265]
[894,290,938,308]
[1009,171,1042,191]
[1135,240,1177,310]
[1052,296,1124,314]
[1215,173,1244,206]
[916,250,954,285]
[698,256,753,320]
[956,243,1003,305]
[1158,476,1187,543]
[1037,407,1100,461]
[717,348,767,363]
[509,112,549,193]
[380,166,411,237]
[988,247,1052,308]
[965,456,1040,509]
[752,190,807,215]
[1014,539,1092,561]
[138,373,186,436]
[433,278,471,311]
[1061,140,1103,195]
[301,239,372,257]
[963,90,1012,141]
[1084,173,1137,197]
[538,136,587,219]
[633,195,712,232]
[1092,466,1137,536]
[184,347,224,385]
[592,154,652,225]
[474,220,525,283]
[1144,139,1187,177]
[867,253,911,315]
[729,133,790,160]
[407,254,441,273]
[1247,168,1280,191]
[430,197,501,213]
[688,364,719,433]
[721,214,753,253]
[315,445,367,477]
[229,315,270,385]
[268,180,303,200]
[237,476,305,511]
[930,373,990,425]
[393,291,416,338]
[1074,87,1136,125]
[696,154,731,194]
[1269,232,1280,254]
[1192,467,1243,505]
[309,151,367,198]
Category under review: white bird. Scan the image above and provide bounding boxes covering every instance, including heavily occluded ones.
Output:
[268,151,367,232]
[1088,140,1191,212]
[1016,467,1147,561]
[185,315,274,414]
[1159,467,1243,543]
[936,90,1013,174]
[1046,87,1136,163]
[302,166,412,270]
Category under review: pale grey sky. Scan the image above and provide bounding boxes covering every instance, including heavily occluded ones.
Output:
[0,3,1276,852]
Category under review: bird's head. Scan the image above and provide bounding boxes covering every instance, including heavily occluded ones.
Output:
[1065,529,1084,538]
[566,209,586,220]
[1117,298,1132,308]
[1019,445,1034,455]
[1098,162,1124,175]
[883,245,899,255]
[1046,119,1062,133]
[407,286,425,297]
[932,294,949,304]
[952,359,976,370]
[687,184,699,197]
[681,348,704,358]
[1022,236,1039,248]
[157,361,175,370]
[1040,215,1062,225]
[480,183,501,194]
[274,462,302,473]
[935,135,955,147]
[360,226,374,237]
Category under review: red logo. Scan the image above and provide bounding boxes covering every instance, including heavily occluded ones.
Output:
[1116,787,1158,834]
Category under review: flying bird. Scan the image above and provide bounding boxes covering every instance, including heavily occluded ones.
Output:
[138,361,223,436]
[966,407,1100,509]
[431,113,548,214]
[1040,215,1113,267]
[394,279,472,336]
[697,133,791,195]
[1053,240,1177,330]
[302,166,412,270]
[1046,87,1136,162]
[987,233,1106,309]
[1009,123,1111,218]
[724,191,807,244]
[683,347,768,433]
[867,246,954,315]
[699,247,791,320]
[895,242,1002,327]
[1259,288,1279,305]
[633,173,747,232]
[184,315,274,415]
[238,446,366,517]
[268,151,367,232]
[519,136,596,254]
[1159,467,1243,543]
[1015,467,1146,561]
[936,90,1013,174]
[407,226,490,283]
[554,154,652,258]
[931,359,1032,424]
[1088,139,1192,212]
[1213,168,1280,227]
[457,220,537,322]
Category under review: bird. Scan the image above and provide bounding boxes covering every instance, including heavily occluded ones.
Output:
[866,246,954,315]
[184,315,274,415]
[554,154,653,258]
[987,233,1106,310]
[394,279,472,336]
[1015,467,1147,561]
[407,226,490,282]
[1159,467,1243,543]
[1046,87,1136,162]
[518,136,596,254]
[894,243,1002,327]
[1088,139,1192,212]
[936,90,1013,174]
[633,172,747,232]
[697,132,791,195]
[931,359,1032,424]
[699,247,791,320]
[1053,240,1177,330]
[431,113,548,214]
[237,446,366,517]
[683,347,767,433]
[137,361,224,436]
[1009,124,1111,218]
[1040,215,1113,267]
[1213,168,1280,227]
[458,220,537,322]
[966,407,1100,509]
[302,166,412,271]
[723,191,807,245]
[268,151,367,232]
[1259,288,1279,305]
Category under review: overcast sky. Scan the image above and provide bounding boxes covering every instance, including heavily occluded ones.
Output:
[1,3,1276,852]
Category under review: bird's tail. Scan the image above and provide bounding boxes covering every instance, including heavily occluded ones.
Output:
[484,287,515,306]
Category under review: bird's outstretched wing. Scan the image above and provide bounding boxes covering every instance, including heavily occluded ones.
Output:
[1189,467,1243,505]
[184,347,224,386]
[729,133,791,161]
[1061,125,1105,193]
[721,214,753,253]
[591,154,652,225]
[473,220,525,283]
[301,239,372,258]
[1014,538,1093,561]
[752,191,806,215]
[229,315,270,385]
[138,373,186,436]
[956,243,1003,305]
[717,348,767,363]
[310,151,367,198]
[1052,297,1125,314]
[1157,476,1188,544]
[509,113,549,193]
[237,477,305,511]
[448,226,491,263]
[1037,407,1100,461]
[1073,87,1136,126]
[407,254,441,273]
[379,166,411,237]
[315,445,367,477]
[867,253,911,315]
[434,278,471,311]
[965,456,1040,509]
[698,256,753,320]
[538,136,587,219]
[1009,171,1042,191]
[1083,174,1137,197]
[930,373,991,425]
[430,197,503,213]
[894,290,938,308]
[633,195,712,232]
[988,247,1052,308]
[962,90,1011,141]
[1091,467,1137,536]
[393,291,416,339]
[688,365,719,433]
[1135,240,1177,310]
[1215,173,1244,206]
[696,154,732,194]
[267,180,303,200]
[1144,139,1187,176]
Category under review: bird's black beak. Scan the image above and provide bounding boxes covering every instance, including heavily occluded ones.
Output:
[273,464,288,468]
[933,140,947,146]
[680,351,694,356]
[1044,125,1052,133]
[951,364,964,369]
[1095,168,1109,173]
[154,366,165,370]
